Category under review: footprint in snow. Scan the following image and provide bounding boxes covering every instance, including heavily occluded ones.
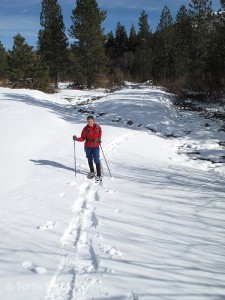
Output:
[37,221,56,230]
[22,261,46,275]
[99,244,122,258]
[104,267,114,274]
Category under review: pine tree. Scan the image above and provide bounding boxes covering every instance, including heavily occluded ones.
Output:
[189,0,212,15]
[8,34,34,84]
[0,42,8,80]
[114,22,128,56]
[153,5,174,80]
[8,34,49,91]
[157,5,174,31]
[32,52,50,92]
[188,0,213,89]
[133,11,153,82]
[70,0,107,89]
[112,22,131,77]
[204,2,225,91]
[128,24,137,53]
[221,0,225,10]
[106,31,115,49]
[38,0,68,88]
[105,31,116,59]
[105,31,117,75]
[174,5,193,78]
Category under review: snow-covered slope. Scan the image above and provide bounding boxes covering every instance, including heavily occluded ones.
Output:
[0,84,225,300]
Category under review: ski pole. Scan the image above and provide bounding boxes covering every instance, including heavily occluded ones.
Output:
[74,140,77,177]
[100,144,112,178]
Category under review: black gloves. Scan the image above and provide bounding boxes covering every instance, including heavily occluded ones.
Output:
[98,139,102,144]
[73,135,77,141]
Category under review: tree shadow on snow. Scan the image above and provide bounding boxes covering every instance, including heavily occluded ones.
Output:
[2,92,79,124]
[100,162,225,296]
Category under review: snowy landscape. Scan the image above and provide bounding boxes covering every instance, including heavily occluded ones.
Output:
[0,82,225,300]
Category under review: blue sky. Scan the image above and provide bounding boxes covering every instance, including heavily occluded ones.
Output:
[0,0,221,50]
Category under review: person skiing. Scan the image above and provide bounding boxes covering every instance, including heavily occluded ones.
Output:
[73,115,102,182]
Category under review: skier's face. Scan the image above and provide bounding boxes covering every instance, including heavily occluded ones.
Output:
[87,119,94,127]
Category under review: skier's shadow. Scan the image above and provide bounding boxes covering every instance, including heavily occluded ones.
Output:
[30,159,86,175]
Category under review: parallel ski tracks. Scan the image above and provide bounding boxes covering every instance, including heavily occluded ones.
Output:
[46,180,100,300]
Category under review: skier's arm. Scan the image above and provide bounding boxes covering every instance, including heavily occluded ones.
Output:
[76,128,87,142]
[98,125,102,142]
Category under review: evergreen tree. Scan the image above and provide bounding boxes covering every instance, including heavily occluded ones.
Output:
[38,0,68,88]
[105,31,116,59]
[173,5,193,78]
[8,34,49,91]
[187,0,213,89]
[67,45,83,87]
[128,24,137,53]
[153,5,174,80]
[205,2,225,91]
[32,52,50,92]
[114,22,128,56]
[8,34,34,84]
[133,11,153,82]
[221,0,225,10]
[105,31,117,74]
[70,0,107,89]
[106,31,115,49]
[157,5,173,31]
[113,22,130,77]
[189,0,212,15]
[0,42,8,80]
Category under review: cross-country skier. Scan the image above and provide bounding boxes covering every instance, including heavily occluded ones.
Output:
[73,115,102,182]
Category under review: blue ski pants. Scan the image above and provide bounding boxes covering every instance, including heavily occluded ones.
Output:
[85,146,100,164]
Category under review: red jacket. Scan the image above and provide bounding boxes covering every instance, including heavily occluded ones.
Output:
[77,123,102,148]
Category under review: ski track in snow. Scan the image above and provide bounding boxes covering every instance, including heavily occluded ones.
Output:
[46,181,98,299]
[45,130,184,299]
[46,132,134,299]
[103,132,139,156]
[46,180,105,299]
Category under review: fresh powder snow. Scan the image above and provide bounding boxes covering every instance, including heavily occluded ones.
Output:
[0,83,225,300]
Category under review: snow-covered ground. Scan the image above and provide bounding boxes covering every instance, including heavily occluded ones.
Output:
[0,83,225,300]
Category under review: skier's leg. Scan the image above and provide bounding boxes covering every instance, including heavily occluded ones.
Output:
[96,162,101,177]
[93,147,101,177]
[92,147,100,164]
[85,147,94,173]
[88,159,94,173]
